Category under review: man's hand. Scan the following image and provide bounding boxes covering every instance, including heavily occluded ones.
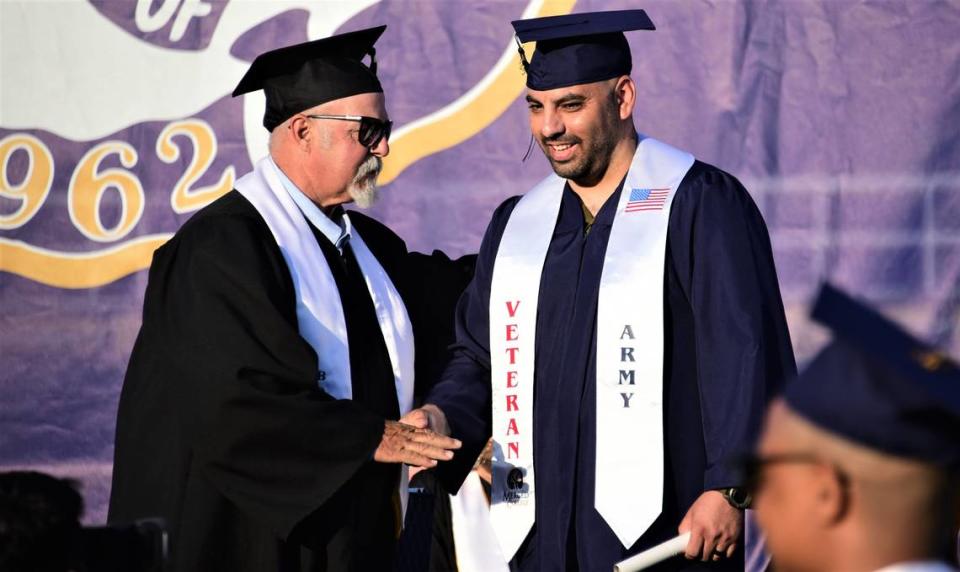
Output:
[474,438,494,485]
[400,404,451,436]
[373,420,461,468]
[678,491,743,562]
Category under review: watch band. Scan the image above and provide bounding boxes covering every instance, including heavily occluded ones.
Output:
[719,487,752,510]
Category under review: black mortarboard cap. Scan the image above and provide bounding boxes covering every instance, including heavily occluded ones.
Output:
[511,10,655,91]
[785,283,960,466]
[232,26,386,131]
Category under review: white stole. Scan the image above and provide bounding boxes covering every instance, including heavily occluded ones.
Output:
[488,137,694,557]
[235,157,416,512]
[449,473,510,572]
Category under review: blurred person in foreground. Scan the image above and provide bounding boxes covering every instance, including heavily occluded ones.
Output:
[0,471,83,572]
[109,26,470,571]
[752,283,960,572]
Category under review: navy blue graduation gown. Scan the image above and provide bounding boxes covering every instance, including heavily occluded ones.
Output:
[429,160,796,571]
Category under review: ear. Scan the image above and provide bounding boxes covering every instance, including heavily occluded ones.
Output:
[287,115,312,150]
[811,465,849,527]
[614,75,636,121]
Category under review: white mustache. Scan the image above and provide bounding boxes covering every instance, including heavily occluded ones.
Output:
[348,155,383,209]
[354,155,382,183]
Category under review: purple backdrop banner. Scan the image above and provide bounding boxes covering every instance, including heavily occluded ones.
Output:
[1,0,958,530]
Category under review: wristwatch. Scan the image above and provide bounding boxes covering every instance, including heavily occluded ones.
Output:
[718,487,752,510]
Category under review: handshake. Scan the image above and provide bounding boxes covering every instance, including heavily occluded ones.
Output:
[373,404,460,468]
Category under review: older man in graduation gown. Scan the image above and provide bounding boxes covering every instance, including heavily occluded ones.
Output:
[108,26,468,572]
[409,10,797,571]
[752,284,960,572]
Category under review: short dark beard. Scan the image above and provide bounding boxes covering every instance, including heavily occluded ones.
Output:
[539,92,622,186]
[545,129,617,185]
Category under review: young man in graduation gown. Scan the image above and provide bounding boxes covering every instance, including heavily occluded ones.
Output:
[751,284,960,572]
[108,26,469,572]
[408,9,797,571]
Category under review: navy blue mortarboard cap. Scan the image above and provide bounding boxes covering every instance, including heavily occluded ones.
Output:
[511,10,655,91]
[232,26,386,131]
[785,283,960,466]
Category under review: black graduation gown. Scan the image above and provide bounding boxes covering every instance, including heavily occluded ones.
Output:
[109,190,473,572]
[429,161,797,571]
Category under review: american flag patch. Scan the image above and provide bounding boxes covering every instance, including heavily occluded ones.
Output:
[625,187,670,212]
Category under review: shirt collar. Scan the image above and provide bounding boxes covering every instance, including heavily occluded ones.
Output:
[270,158,351,251]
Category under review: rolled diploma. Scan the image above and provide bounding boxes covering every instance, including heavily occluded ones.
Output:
[613,532,691,572]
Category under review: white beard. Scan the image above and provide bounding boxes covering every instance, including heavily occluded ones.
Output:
[348,156,382,209]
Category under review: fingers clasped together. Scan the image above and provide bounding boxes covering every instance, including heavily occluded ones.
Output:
[373,406,460,468]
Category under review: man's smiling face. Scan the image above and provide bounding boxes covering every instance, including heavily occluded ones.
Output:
[525,78,622,185]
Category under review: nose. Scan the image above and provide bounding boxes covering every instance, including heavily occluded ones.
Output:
[540,109,564,140]
[370,134,389,157]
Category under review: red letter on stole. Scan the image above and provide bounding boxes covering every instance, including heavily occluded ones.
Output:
[508,441,520,459]
[506,300,521,317]
[506,394,518,411]
[505,347,520,364]
[506,324,519,341]
[506,418,519,435]
[506,371,518,388]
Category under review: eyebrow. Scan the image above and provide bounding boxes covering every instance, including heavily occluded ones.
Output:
[525,93,588,106]
[554,94,587,105]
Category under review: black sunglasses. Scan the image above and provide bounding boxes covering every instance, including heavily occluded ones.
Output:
[305,114,393,148]
[734,452,849,496]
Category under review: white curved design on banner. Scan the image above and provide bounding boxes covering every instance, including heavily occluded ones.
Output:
[0,1,377,140]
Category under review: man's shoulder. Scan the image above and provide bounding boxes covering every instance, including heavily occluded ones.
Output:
[178,189,264,231]
[347,210,398,239]
[483,194,524,230]
[678,160,745,194]
[148,190,295,299]
[473,195,523,252]
[668,160,773,246]
[346,210,407,256]
[495,195,524,217]
[157,190,279,265]
[674,160,759,214]
[170,191,269,245]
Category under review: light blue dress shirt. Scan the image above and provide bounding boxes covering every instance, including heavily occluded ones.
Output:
[271,158,352,253]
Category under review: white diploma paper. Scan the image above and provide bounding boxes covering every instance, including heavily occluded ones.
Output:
[613,532,691,572]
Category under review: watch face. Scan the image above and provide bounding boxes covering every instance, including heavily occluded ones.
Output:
[724,487,751,509]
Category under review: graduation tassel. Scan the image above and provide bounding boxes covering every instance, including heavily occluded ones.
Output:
[515,36,529,73]
[515,35,534,162]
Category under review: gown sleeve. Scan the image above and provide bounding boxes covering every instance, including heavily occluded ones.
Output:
[667,165,797,490]
[425,197,521,492]
[140,207,386,540]
[402,250,477,399]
